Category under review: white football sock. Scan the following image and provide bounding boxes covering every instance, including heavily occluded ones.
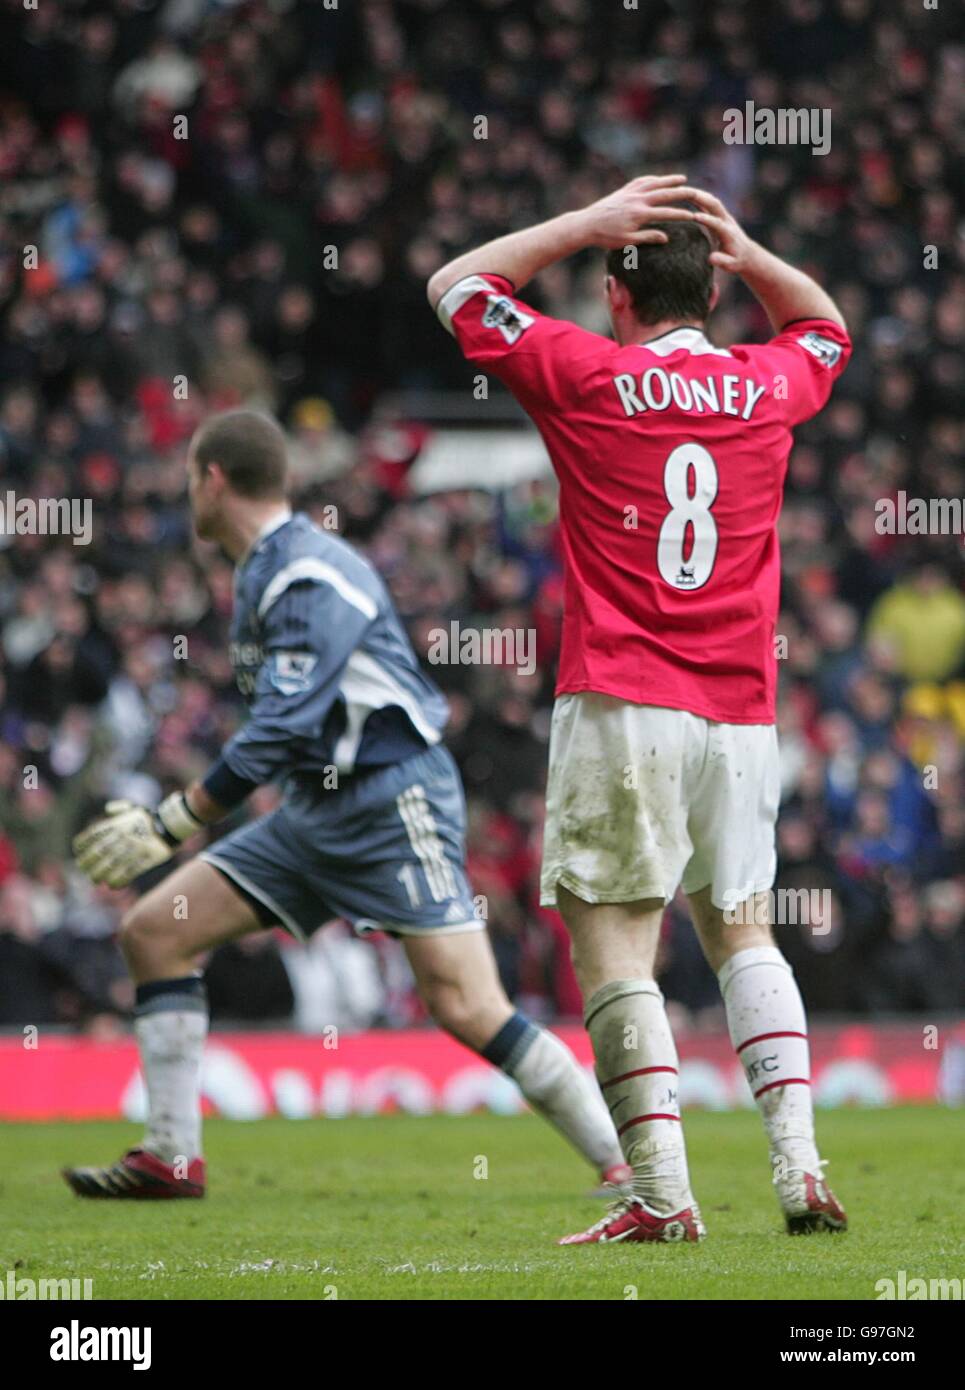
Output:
[134,993,208,1164]
[718,946,820,1173]
[584,979,694,1213]
[495,1019,624,1174]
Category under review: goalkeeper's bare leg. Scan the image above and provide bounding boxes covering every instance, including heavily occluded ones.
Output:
[61,860,258,1197]
[63,859,627,1198]
[402,930,629,1185]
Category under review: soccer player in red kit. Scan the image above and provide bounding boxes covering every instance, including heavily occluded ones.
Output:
[427,177,851,1244]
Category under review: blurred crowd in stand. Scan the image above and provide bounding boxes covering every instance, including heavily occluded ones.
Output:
[0,0,962,1032]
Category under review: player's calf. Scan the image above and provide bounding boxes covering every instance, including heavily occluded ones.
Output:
[404,930,628,1184]
[62,861,262,1194]
[558,890,700,1219]
[690,890,847,1232]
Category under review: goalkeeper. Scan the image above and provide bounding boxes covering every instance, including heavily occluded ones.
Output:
[65,409,628,1200]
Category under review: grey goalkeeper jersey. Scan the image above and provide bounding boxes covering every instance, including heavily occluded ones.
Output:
[202,511,449,807]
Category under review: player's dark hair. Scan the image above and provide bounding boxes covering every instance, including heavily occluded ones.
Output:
[192,410,288,498]
[605,221,714,326]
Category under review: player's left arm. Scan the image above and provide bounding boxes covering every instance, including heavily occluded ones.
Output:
[688,188,846,330]
[754,317,852,424]
[687,187,851,421]
[73,578,376,888]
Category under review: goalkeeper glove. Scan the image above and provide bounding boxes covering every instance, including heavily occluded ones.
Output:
[72,793,204,888]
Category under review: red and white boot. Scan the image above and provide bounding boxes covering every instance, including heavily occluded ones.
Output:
[63,1147,205,1199]
[776,1164,847,1234]
[559,1196,705,1245]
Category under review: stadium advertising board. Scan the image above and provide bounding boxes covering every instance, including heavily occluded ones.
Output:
[1,1022,958,1121]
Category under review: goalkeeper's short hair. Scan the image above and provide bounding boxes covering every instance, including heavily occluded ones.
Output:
[192,409,288,498]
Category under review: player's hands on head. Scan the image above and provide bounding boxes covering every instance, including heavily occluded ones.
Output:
[578,174,700,250]
[72,800,175,889]
[689,190,757,274]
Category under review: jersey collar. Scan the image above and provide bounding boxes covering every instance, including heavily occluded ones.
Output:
[637,326,731,357]
[238,507,293,566]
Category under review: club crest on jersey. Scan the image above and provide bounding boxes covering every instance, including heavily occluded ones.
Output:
[482,295,534,344]
[271,650,317,695]
[796,330,842,368]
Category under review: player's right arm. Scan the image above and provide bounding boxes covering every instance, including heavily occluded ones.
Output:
[690,188,846,331]
[426,174,699,305]
[73,574,376,888]
[427,181,705,409]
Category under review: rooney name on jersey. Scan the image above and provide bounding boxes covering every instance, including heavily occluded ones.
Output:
[611,368,768,420]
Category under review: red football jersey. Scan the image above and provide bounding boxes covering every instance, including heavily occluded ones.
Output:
[438,273,851,724]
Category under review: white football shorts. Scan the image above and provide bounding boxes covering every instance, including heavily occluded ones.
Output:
[539,693,780,911]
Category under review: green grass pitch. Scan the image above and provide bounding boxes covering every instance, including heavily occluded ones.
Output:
[1,1107,961,1300]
